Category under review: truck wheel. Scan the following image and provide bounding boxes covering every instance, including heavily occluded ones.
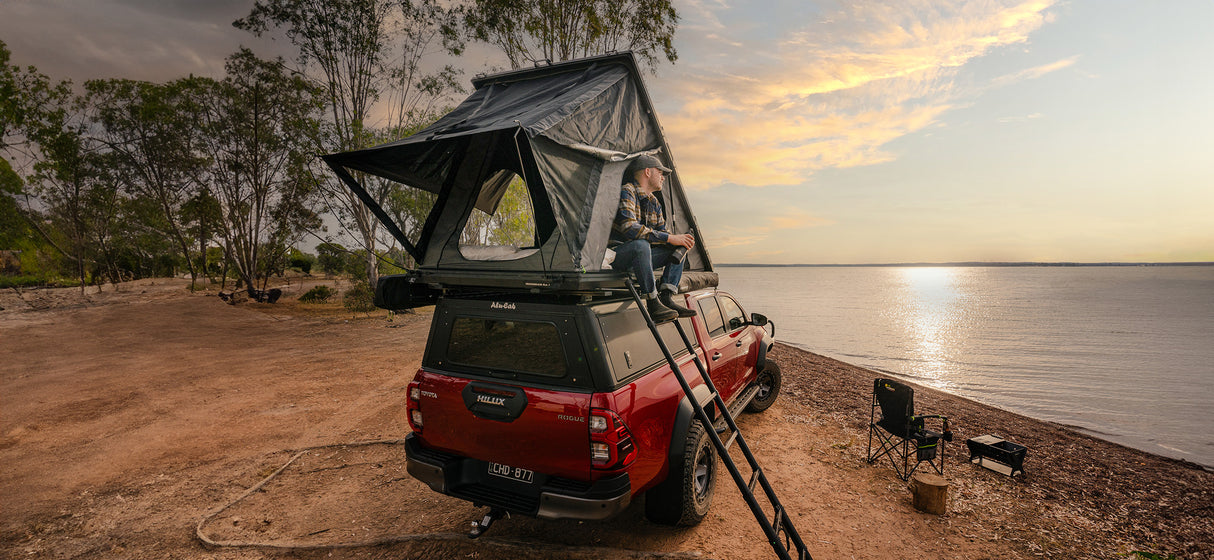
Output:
[745,360,782,413]
[644,421,716,526]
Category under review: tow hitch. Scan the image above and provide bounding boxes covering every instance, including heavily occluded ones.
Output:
[468,507,507,538]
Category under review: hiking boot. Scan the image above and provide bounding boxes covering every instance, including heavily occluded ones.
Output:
[647,297,679,323]
[659,289,696,318]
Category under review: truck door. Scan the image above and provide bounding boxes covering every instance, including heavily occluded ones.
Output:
[695,294,743,401]
[717,294,759,398]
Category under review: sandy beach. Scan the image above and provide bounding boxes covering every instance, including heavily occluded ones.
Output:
[1,279,1210,559]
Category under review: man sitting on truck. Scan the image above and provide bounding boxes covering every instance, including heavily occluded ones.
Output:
[610,154,697,323]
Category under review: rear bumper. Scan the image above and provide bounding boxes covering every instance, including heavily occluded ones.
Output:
[404,433,631,520]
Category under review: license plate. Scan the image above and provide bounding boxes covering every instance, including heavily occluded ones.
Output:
[488,462,534,483]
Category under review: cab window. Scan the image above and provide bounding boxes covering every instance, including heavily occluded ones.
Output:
[720,296,747,332]
[698,297,726,338]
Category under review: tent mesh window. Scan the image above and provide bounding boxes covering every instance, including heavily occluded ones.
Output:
[459,172,539,262]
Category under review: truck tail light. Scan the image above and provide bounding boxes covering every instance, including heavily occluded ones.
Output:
[589,408,636,470]
[407,379,422,433]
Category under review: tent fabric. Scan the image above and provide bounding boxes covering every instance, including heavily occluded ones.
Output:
[321,52,713,284]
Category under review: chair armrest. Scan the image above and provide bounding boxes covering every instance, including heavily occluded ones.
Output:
[911,415,953,441]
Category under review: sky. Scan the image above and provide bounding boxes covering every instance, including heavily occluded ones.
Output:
[2,0,1211,264]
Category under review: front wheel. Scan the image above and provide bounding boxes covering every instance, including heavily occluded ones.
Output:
[745,360,782,413]
[644,421,717,526]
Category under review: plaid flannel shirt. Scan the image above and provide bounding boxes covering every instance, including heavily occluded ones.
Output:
[610,182,670,247]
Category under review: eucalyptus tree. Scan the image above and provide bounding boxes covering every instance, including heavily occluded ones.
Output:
[234,0,465,284]
[461,0,679,70]
[1,40,73,168]
[0,159,25,253]
[74,151,135,286]
[196,49,326,296]
[85,78,210,289]
[1,40,80,282]
[180,187,223,284]
[26,93,109,292]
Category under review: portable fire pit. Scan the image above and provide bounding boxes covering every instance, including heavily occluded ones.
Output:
[966,434,1027,477]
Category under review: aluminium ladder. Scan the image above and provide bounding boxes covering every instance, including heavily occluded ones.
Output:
[624,279,813,560]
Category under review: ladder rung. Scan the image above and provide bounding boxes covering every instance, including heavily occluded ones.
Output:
[724,431,739,452]
[748,468,761,492]
[772,506,784,532]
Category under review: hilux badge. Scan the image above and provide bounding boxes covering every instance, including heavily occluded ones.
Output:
[476,394,507,406]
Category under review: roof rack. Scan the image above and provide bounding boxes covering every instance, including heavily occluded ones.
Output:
[373,270,720,311]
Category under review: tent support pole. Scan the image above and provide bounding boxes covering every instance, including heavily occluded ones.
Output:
[322,158,422,264]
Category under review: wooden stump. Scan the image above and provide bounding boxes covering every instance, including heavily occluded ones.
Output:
[911,472,948,515]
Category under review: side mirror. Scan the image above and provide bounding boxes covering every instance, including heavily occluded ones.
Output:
[751,313,769,327]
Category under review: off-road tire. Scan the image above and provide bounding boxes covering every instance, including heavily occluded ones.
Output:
[644,420,717,526]
[745,360,782,413]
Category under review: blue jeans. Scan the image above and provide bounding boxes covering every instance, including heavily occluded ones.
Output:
[611,240,684,297]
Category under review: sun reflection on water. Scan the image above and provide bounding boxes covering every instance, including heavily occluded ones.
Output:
[894,267,967,388]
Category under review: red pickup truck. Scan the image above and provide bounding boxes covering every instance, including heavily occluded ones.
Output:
[403,287,781,526]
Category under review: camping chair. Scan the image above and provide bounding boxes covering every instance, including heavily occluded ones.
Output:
[866,378,953,481]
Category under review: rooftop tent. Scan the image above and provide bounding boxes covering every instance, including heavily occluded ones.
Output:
[321,52,715,292]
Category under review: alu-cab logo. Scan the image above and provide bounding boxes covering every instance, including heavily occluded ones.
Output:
[490,301,516,310]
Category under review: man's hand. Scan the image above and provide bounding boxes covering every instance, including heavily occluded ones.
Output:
[667,233,695,249]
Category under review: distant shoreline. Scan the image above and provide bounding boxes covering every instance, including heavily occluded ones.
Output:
[716,261,1214,267]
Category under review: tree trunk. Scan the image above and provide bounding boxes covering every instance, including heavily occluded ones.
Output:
[910,472,948,515]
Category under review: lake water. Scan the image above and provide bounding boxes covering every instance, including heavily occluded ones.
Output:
[716,265,1214,468]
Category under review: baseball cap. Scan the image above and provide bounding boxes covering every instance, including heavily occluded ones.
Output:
[627,154,672,175]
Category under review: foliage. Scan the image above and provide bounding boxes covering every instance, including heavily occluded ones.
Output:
[181,188,222,283]
[28,84,111,290]
[377,247,410,276]
[235,0,465,286]
[195,49,326,296]
[461,0,678,71]
[0,158,28,249]
[204,246,230,278]
[2,40,75,166]
[460,175,536,247]
[342,249,374,281]
[288,248,316,274]
[342,280,376,312]
[2,0,684,290]
[316,243,348,275]
[298,284,335,303]
[0,275,42,289]
[0,275,80,289]
[85,77,210,288]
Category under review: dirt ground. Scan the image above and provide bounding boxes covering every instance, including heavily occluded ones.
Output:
[1,279,1210,560]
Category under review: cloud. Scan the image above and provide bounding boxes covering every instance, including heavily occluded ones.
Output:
[997,112,1044,123]
[663,0,1058,189]
[989,55,1078,88]
[697,200,835,250]
[0,0,289,83]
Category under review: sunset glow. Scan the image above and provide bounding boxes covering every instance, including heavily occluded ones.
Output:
[2,0,1210,264]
